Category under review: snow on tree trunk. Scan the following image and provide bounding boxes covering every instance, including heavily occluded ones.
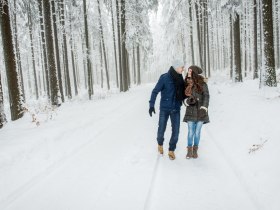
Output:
[233,13,242,82]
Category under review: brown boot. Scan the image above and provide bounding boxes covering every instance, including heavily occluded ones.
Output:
[168,151,176,160]
[186,146,193,159]
[193,146,199,158]
[158,145,164,155]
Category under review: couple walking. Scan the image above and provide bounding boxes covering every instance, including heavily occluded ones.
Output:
[149,60,210,160]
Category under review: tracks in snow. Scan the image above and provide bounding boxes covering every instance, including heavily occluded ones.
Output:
[143,128,263,210]
[205,127,263,210]
[0,93,139,210]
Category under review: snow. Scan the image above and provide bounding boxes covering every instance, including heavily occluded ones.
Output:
[0,75,280,210]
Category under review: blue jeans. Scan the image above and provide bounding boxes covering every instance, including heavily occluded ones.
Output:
[157,110,180,151]
[187,121,204,147]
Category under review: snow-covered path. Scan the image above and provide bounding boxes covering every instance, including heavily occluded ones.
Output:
[0,81,279,210]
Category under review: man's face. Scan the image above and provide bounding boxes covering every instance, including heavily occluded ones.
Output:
[176,66,184,74]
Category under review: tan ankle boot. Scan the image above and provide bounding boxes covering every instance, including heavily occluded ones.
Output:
[158,145,163,155]
[186,146,193,159]
[193,146,199,158]
[168,151,175,160]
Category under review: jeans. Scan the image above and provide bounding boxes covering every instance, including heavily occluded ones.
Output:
[157,110,180,151]
[187,121,204,147]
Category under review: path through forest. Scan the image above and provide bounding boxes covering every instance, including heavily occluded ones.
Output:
[0,80,279,210]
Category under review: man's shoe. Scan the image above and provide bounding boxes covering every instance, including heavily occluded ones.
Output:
[168,151,175,160]
[158,145,164,155]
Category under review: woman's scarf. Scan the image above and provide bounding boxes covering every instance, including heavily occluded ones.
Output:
[185,77,193,97]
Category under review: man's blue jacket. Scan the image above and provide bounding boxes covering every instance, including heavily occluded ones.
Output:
[149,68,183,111]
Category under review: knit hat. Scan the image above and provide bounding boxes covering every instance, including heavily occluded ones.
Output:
[188,65,203,75]
[172,59,185,70]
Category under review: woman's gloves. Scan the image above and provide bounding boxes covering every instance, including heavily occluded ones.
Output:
[198,106,208,118]
[186,95,197,105]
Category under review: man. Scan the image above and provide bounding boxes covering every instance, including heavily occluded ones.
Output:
[149,60,185,160]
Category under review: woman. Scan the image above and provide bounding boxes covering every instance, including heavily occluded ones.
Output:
[183,65,209,159]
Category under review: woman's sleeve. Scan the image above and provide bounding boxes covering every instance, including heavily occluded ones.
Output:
[202,83,209,108]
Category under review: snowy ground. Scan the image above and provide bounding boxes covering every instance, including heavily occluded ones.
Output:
[0,76,280,210]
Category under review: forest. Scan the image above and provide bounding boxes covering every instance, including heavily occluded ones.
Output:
[0,0,279,128]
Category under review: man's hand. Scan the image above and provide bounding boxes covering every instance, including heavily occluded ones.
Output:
[149,107,156,117]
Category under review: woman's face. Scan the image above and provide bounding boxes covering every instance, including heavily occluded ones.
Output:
[188,69,192,77]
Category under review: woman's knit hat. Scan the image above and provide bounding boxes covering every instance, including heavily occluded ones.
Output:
[188,65,203,75]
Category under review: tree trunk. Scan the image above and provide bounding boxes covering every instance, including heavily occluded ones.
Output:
[116,0,123,91]
[126,49,131,88]
[188,0,195,64]
[100,41,104,88]
[133,43,136,84]
[97,0,110,90]
[206,0,210,77]
[195,2,203,68]
[230,13,233,79]
[120,0,128,91]
[203,0,207,77]
[83,0,93,98]
[111,0,119,88]
[27,3,39,99]
[51,0,64,102]
[233,13,242,82]
[13,0,25,101]
[0,0,24,120]
[136,44,141,85]
[0,72,7,128]
[60,0,72,98]
[262,0,277,86]
[43,0,61,105]
[253,0,258,79]
[69,5,78,96]
[38,0,50,98]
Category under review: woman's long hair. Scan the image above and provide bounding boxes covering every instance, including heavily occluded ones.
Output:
[185,72,204,93]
